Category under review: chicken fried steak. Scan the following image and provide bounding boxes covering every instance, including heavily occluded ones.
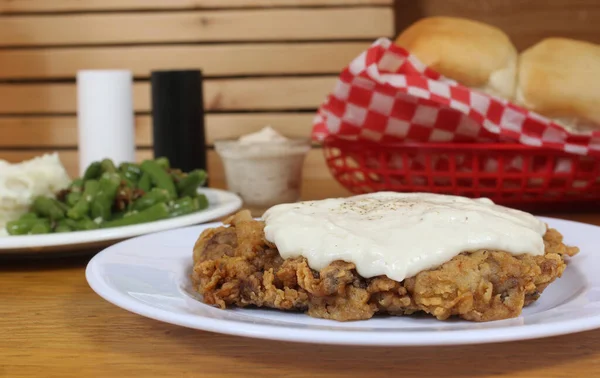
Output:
[191,210,578,322]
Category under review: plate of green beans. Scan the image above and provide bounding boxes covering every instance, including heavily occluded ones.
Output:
[0,157,242,254]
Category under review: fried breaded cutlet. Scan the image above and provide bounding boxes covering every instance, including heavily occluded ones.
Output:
[191,210,579,322]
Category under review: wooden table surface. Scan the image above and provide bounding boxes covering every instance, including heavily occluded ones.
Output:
[2,191,600,378]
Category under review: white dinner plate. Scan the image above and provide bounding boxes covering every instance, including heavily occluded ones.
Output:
[0,188,242,255]
[86,216,599,346]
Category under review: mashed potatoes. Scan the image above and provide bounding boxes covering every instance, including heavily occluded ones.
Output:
[0,153,71,234]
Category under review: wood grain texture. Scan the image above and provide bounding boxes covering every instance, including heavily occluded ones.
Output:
[0,77,336,113]
[0,42,367,79]
[0,113,315,147]
[0,0,393,13]
[2,210,600,378]
[0,8,394,47]
[396,0,600,50]
[0,148,333,183]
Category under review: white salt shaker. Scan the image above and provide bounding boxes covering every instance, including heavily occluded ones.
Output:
[76,70,136,176]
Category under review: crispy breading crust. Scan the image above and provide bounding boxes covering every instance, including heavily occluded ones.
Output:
[191,210,579,322]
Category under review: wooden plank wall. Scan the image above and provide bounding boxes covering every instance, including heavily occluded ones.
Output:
[5,0,598,200]
[0,0,395,199]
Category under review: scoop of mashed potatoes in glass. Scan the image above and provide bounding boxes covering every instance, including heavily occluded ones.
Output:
[214,126,311,216]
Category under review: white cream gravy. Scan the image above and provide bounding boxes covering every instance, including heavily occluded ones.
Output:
[262,192,547,282]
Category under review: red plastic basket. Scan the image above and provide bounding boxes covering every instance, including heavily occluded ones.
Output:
[322,138,600,212]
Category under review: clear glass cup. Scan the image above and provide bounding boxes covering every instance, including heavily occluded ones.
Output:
[214,137,311,216]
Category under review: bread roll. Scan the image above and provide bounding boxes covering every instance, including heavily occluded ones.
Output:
[394,17,518,100]
[517,38,600,131]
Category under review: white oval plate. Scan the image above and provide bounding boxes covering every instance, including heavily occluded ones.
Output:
[86,216,599,346]
[0,188,242,255]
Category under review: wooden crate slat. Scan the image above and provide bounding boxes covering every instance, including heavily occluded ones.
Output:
[0,42,368,79]
[0,8,394,47]
[0,0,392,13]
[0,113,315,147]
[0,76,337,113]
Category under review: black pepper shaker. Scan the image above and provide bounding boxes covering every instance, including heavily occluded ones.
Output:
[150,69,207,182]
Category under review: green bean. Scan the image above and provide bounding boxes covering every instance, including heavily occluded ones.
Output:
[69,178,84,192]
[140,160,177,199]
[196,193,209,210]
[63,218,99,231]
[101,203,169,228]
[55,220,74,233]
[119,162,141,175]
[170,170,185,185]
[109,211,127,221]
[100,158,117,173]
[154,157,170,170]
[168,197,198,218]
[138,172,152,192]
[83,162,102,181]
[55,199,70,213]
[118,173,135,189]
[132,188,170,212]
[91,173,121,221]
[6,218,51,235]
[78,218,100,231]
[54,223,72,233]
[90,199,110,221]
[67,179,99,220]
[119,168,139,184]
[66,191,82,207]
[176,170,207,197]
[18,212,39,221]
[6,218,42,235]
[4,155,212,235]
[32,196,65,220]
[122,170,136,181]
[165,193,208,218]
[29,220,52,235]
[117,162,144,189]
[120,163,142,190]
[101,172,122,196]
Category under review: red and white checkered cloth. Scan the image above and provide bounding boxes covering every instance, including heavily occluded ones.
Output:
[312,38,600,157]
